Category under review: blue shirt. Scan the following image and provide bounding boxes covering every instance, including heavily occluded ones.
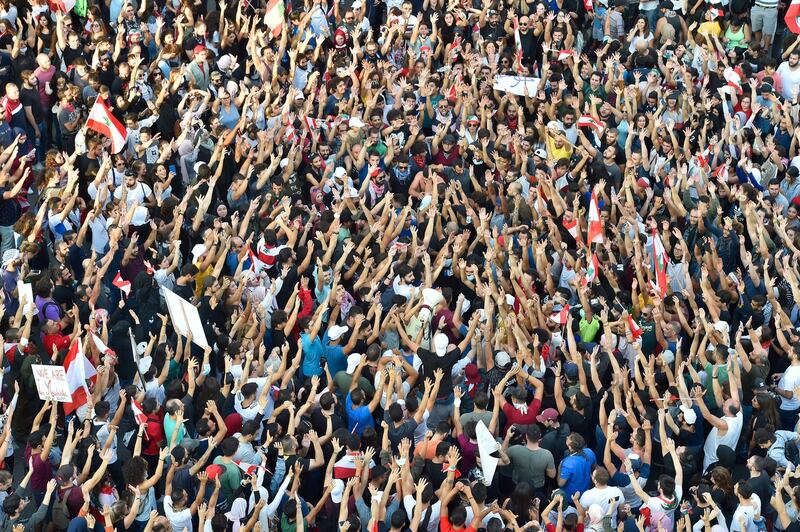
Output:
[321,328,347,375]
[559,448,596,497]
[300,332,325,378]
[346,392,374,436]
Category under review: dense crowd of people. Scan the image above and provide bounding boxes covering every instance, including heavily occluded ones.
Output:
[3,0,800,530]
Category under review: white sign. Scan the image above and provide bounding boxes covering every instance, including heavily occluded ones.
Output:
[17,280,33,316]
[493,75,541,97]
[31,364,72,402]
[163,287,209,348]
[475,420,500,485]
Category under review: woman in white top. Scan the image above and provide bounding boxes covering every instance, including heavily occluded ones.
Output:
[627,17,654,53]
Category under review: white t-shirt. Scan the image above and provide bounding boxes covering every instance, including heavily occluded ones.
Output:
[88,215,109,254]
[779,365,800,411]
[164,495,193,532]
[580,486,625,524]
[777,62,800,100]
[703,411,744,471]
[114,181,153,208]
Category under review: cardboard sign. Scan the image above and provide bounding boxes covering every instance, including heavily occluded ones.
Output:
[493,75,541,96]
[162,287,209,348]
[31,364,72,402]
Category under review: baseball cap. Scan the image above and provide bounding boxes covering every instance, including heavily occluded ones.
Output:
[443,134,456,144]
[680,405,697,424]
[536,408,559,423]
[193,44,206,54]
[534,148,547,158]
[564,362,579,380]
[346,353,361,374]
[495,350,511,368]
[348,117,365,128]
[434,333,449,356]
[205,464,224,480]
[327,325,349,341]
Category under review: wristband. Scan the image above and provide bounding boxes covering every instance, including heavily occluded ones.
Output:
[454,398,461,407]
[447,465,457,472]
[397,458,407,466]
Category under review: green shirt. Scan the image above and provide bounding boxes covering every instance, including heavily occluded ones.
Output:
[578,317,601,342]
[212,457,242,505]
[163,415,186,447]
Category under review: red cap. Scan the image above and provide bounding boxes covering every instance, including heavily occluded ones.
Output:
[205,464,223,480]
[193,45,206,54]
[465,363,481,383]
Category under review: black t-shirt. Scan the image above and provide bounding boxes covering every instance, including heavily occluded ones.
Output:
[19,87,42,124]
[561,406,592,442]
[416,346,462,398]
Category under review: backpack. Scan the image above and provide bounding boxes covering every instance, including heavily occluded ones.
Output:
[51,486,73,530]
[783,438,800,467]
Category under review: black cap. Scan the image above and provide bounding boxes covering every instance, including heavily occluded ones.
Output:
[788,166,799,178]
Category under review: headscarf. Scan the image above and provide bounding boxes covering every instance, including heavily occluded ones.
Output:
[67,516,90,532]
[226,498,248,532]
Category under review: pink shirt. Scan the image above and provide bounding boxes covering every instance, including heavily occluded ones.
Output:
[33,66,56,108]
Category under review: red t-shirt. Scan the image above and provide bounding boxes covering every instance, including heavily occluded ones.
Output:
[440,516,476,532]
[502,398,542,432]
[143,412,166,455]
[43,332,70,359]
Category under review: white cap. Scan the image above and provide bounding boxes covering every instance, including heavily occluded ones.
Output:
[349,116,365,128]
[434,333,449,357]
[191,244,207,263]
[327,325,349,342]
[352,0,363,7]
[346,353,361,374]
[680,405,697,424]
[331,479,345,503]
[333,167,347,179]
[660,349,675,365]
[1,249,19,268]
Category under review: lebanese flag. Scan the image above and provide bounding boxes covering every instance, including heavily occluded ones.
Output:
[131,399,147,425]
[112,271,131,297]
[264,0,286,38]
[86,96,127,154]
[245,246,258,272]
[585,0,593,11]
[333,452,376,479]
[549,304,570,325]
[709,7,724,19]
[722,67,743,95]
[303,115,329,133]
[3,342,18,365]
[562,218,579,239]
[254,237,285,270]
[787,0,800,33]
[91,333,116,363]
[558,50,575,61]
[512,17,524,73]
[577,115,604,135]
[652,231,668,297]
[587,192,604,244]
[582,253,599,286]
[713,163,727,180]
[47,0,75,12]
[449,35,462,60]
[627,315,643,339]
[697,147,711,169]
[63,338,98,416]
[234,460,269,476]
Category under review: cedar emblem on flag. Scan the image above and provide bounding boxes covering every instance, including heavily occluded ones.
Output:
[264,0,286,38]
[651,230,668,297]
[582,253,599,286]
[549,304,571,325]
[86,96,128,154]
[577,115,605,135]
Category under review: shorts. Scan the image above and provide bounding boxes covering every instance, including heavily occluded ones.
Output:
[751,5,778,36]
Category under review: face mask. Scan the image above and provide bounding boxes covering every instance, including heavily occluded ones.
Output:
[202,363,211,376]
[394,166,410,181]
[466,274,475,282]
[551,332,563,348]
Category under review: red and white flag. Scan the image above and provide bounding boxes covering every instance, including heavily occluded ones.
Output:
[549,304,571,325]
[713,164,728,180]
[787,0,800,33]
[63,338,98,415]
[131,399,147,425]
[587,192,604,244]
[584,0,593,11]
[86,96,127,154]
[112,271,131,297]
[627,315,643,339]
[582,253,599,286]
[577,115,605,135]
[47,0,75,12]
[558,50,575,61]
[723,67,743,95]
[697,147,711,169]
[652,230,668,297]
[333,453,376,479]
[253,237,285,271]
[562,218,579,239]
[91,333,116,360]
[264,0,286,38]
[512,17,524,73]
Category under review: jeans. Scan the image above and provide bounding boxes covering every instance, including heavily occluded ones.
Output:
[0,224,14,256]
[779,406,800,431]
[428,392,454,428]
[640,8,658,32]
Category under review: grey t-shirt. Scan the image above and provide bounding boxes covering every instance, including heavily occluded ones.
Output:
[506,445,555,488]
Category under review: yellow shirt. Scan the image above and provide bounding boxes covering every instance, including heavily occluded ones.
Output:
[546,135,574,161]
[194,262,213,297]
[698,21,722,38]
